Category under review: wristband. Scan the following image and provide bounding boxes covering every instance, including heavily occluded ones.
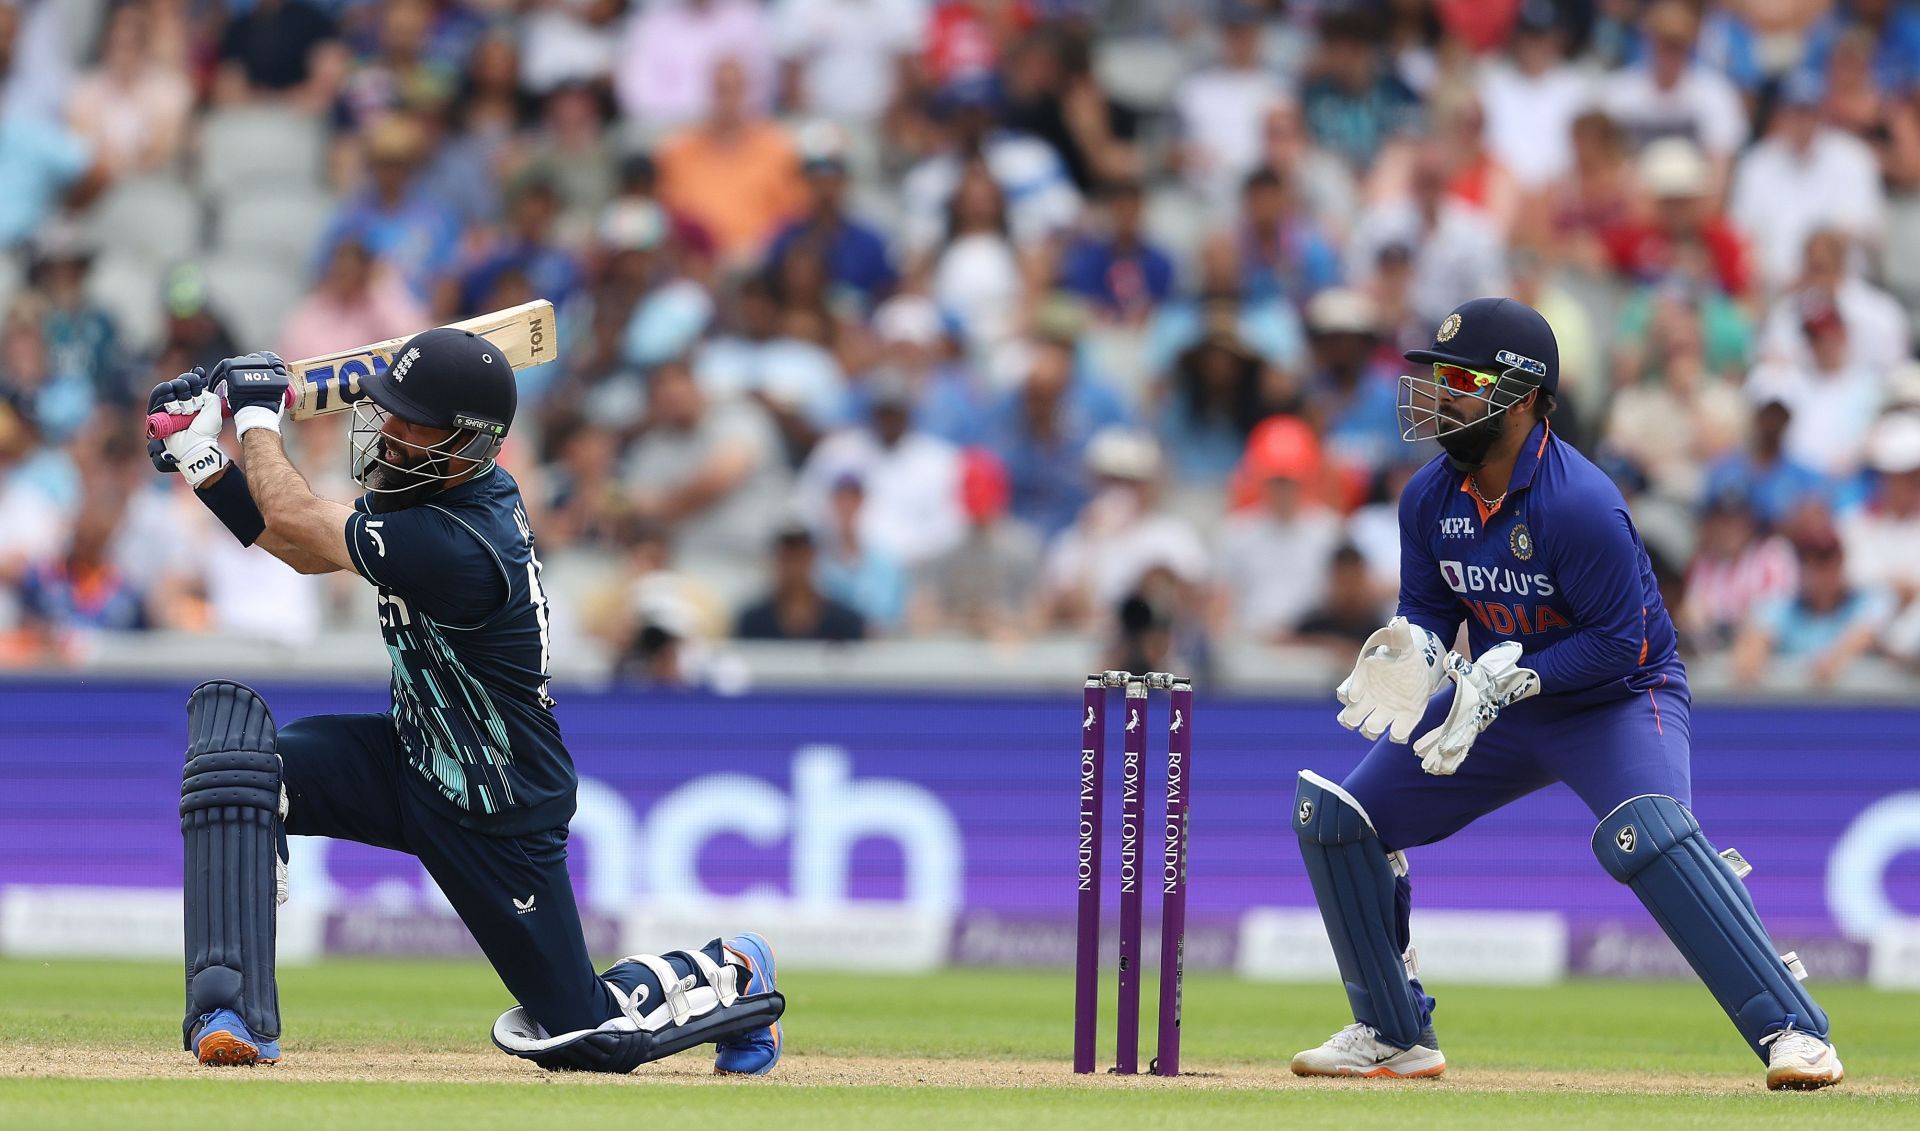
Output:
[195,464,267,546]
[234,405,282,439]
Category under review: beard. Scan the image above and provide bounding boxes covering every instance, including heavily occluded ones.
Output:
[364,449,449,512]
[1436,408,1506,472]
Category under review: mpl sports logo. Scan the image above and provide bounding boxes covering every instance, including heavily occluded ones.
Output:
[1439,516,1475,539]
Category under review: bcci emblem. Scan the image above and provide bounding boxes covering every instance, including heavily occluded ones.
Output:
[1509,522,1535,561]
[1437,313,1462,342]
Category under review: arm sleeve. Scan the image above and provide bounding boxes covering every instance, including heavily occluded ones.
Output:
[1516,499,1653,693]
[344,505,509,625]
[1394,486,1464,645]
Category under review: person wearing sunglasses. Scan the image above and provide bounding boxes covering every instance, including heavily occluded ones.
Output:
[1288,296,1842,1090]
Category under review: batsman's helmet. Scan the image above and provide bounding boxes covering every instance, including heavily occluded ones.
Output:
[350,327,516,493]
[1398,296,1558,442]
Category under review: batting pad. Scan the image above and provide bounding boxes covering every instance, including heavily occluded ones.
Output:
[1593,794,1829,1061]
[181,680,283,1048]
[493,947,786,1073]
[1294,771,1427,1048]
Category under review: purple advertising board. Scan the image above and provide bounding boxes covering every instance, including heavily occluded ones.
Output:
[2,680,1916,974]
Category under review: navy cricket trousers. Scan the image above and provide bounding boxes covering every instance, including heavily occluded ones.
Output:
[278,713,618,1035]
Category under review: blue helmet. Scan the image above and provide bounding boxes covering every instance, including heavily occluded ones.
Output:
[1404,296,1559,396]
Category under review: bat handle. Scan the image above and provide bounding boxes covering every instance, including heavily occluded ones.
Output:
[145,411,189,440]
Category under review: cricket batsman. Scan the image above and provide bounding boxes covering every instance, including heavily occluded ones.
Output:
[1288,297,1842,1090]
[146,330,785,1073]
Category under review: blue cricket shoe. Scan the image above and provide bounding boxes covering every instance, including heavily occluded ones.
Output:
[714,933,782,1075]
[191,1008,280,1066]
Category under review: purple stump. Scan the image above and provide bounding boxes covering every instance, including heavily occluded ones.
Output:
[1154,678,1193,1077]
[1073,676,1106,1074]
[1115,675,1147,1074]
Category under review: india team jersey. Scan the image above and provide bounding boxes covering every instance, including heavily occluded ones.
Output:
[1397,421,1681,705]
[343,467,576,833]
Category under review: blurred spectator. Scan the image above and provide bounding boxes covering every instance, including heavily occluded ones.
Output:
[1347,141,1507,327]
[797,372,962,564]
[814,473,910,630]
[866,292,990,443]
[1421,82,1521,238]
[520,82,621,242]
[1681,484,1797,654]
[1745,300,1884,479]
[616,0,775,128]
[621,359,790,605]
[1704,392,1832,530]
[1842,413,1920,661]
[1600,1,1747,187]
[1730,73,1886,295]
[0,393,69,633]
[1148,235,1307,379]
[1804,1,1920,101]
[1819,24,1897,141]
[1732,521,1890,688]
[1603,137,1748,299]
[1288,542,1387,653]
[66,0,192,178]
[317,114,461,303]
[156,264,243,377]
[921,0,1031,89]
[1160,321,1270,487]
[337,0,461,131]
[1301,287,1399,475]
[611,200,719,370]
[1759,228,1910,376]
[656,58,805,266]
[930,161,1027,358]
[985,334,1129,536]
[767,124,899,309]
[1256,95,1359,240]
[1524,109,1636,273]
[1507,246,1598,431]
[214,0,347,113]
[899,75,1081,264]
[536,411,624,549]
[0,83,96,246]
[14,494,144,658]
[1212,415,1342,642]
[1039,428,1207,631]
[522,0,625,94]
[1056,177,1174,325]
[999,24,1138,193]
[735,521,867,640]
[775,0,924,125]
[695,273,847,447]
[1603,287,1747,498]
[910,446,1040,638]
[1300,9,1420,173]
[31,224,122,404]
[1478,0,1591,192]
[1,294,91,445]
[281,235,430,363]
[1173,2,1282,212]
[1235,166,1341,306]
[451,170,585,318]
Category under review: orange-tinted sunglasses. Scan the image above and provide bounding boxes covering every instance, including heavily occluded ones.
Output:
[1433,363,1499,396]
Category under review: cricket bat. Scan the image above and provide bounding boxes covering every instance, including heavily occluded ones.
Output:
[145,299,555,440]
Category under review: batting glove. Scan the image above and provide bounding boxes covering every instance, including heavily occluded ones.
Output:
[146,369,229,487]
[1411,642,1541,775]
[212,351,292,439]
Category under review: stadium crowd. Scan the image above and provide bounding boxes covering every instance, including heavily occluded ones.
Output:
[4,0,1920,690]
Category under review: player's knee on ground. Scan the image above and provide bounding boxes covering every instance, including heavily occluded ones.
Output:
[1294,770,1427,1047]
[491,942,785,1073]
[1593,794,1829,1061]
[181,679,285,1046]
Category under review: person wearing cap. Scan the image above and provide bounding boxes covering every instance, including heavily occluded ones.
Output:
[1212,415,1343,642]
[765,123,898,307]
[1602,136,1749,298]
[1841,412,1920,659]
[1289,296,1845,1088]
[797,368,964,566]
[911,446,1043,639]
[1743,299,1884,479]
[1730,71,1886,293]
[1303,287,1400,473]
[143,333,788,1073]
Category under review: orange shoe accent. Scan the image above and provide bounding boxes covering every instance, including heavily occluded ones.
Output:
[196,1029,277,1067]
[1358,1062,1446,1078]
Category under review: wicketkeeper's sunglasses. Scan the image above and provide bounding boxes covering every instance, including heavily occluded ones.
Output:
[1432,363,1500,396]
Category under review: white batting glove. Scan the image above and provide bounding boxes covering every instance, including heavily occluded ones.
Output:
[1335,616,1450,743]
[1411,642,1541,775]
[160,388,229,487]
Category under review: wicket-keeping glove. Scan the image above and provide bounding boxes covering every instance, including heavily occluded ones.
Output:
[1335,616,1449,743]
[1412,642,1541,775]
[212,351,292,439]
[146,369,228,487]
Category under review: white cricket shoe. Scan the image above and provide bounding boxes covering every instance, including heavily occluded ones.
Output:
[1761,1027,1844,1091]
[1290,1022,1446,1078]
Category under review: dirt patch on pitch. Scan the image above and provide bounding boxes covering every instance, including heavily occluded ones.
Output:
[3,1043,1906,1096]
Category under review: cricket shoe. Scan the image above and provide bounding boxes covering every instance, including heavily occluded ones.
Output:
[714,933,782,1075]
[191,1008,280,1067]
[1291,1022,1444,1078]
[1761,1027,1844,1091]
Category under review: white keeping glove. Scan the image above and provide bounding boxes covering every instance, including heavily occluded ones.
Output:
[159,387,229,487]
[1412,642,1541,775]
[1335,616,1449,743]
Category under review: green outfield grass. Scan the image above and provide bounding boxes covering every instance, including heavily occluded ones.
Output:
[1,958,1916,1129]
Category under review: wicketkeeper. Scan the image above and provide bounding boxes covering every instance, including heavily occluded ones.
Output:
[149,329,785,1072]
[1289,297,1842,1090]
